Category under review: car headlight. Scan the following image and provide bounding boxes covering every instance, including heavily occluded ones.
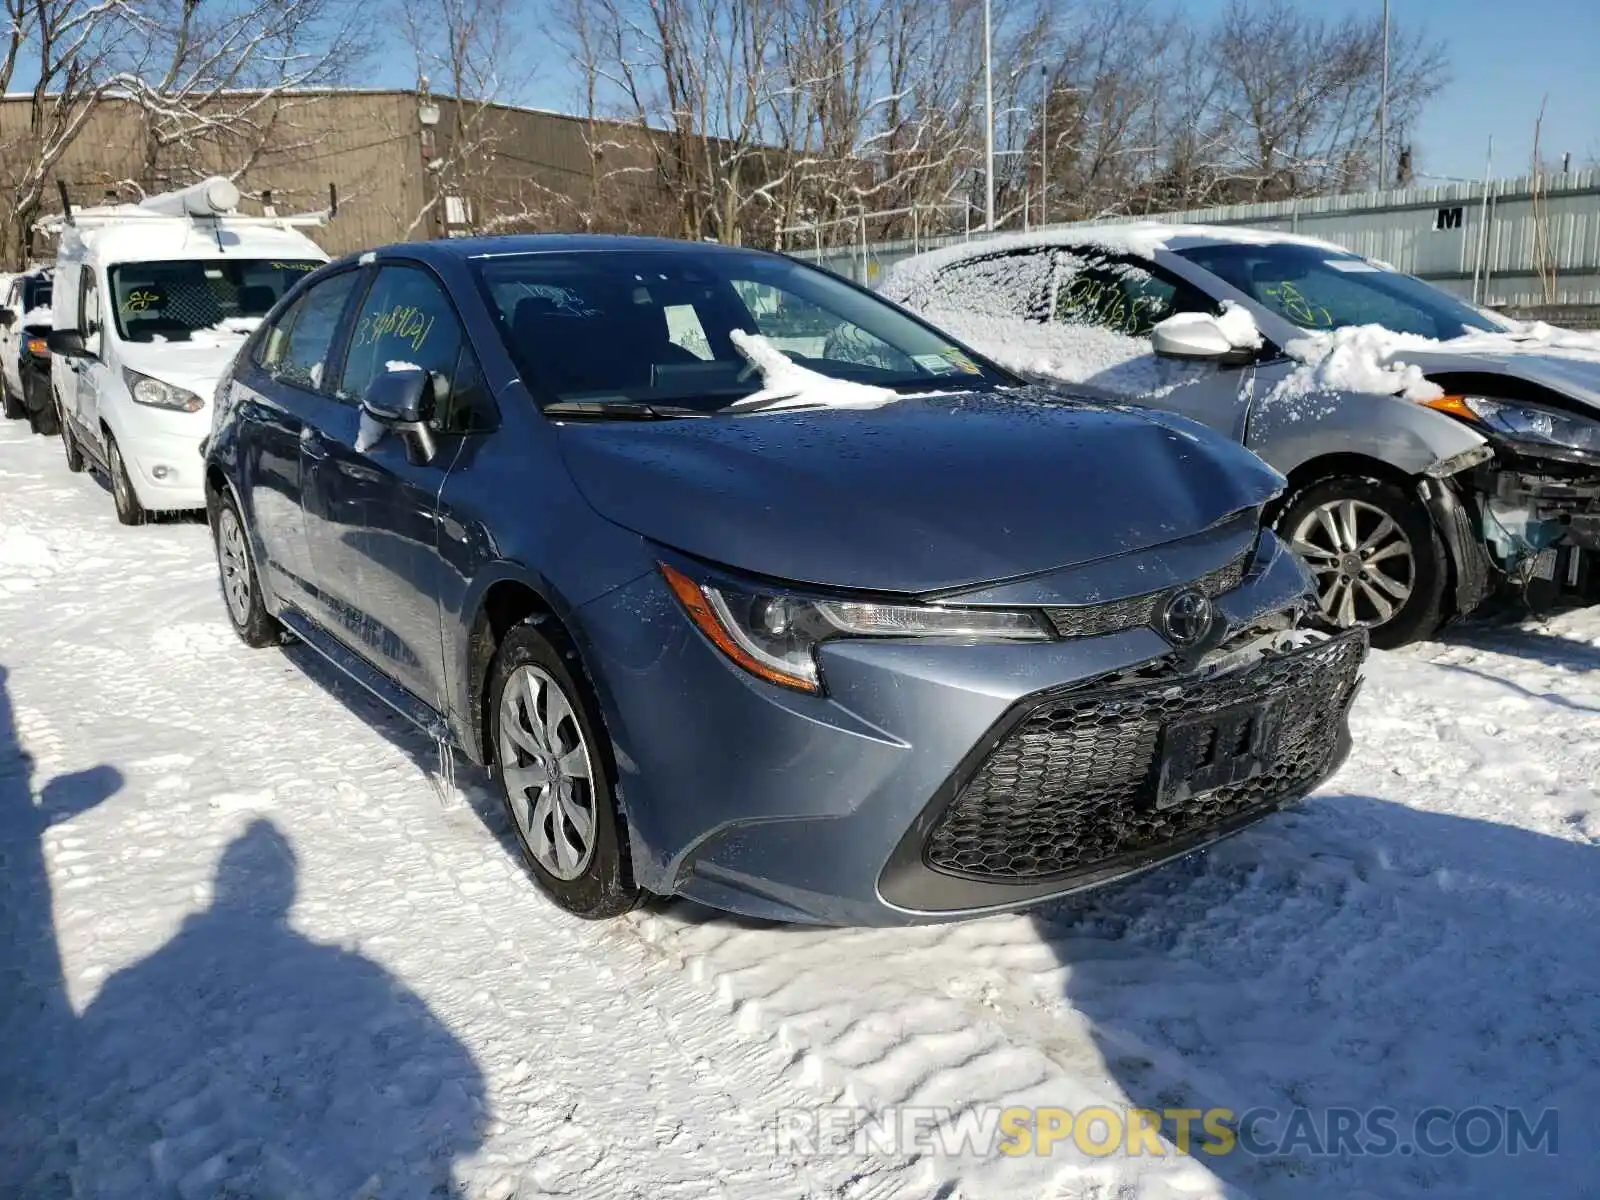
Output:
[659,561,1049,693]
[1427,394,1600,458]
[123,367,204,413]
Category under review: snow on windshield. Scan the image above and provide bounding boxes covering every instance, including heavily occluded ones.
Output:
[727,330,898,411]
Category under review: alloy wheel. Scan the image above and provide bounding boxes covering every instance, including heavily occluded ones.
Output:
[498,664,597,881]
[1288,498,1416,628]
[217,507,252,626]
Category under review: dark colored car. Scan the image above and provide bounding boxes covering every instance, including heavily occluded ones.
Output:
[0,268,57,434]
[203,235,1367,925]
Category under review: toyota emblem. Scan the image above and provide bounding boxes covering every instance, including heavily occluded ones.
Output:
[1159,588,1214,647]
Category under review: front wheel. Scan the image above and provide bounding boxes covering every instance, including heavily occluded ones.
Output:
[106,432,149,526]
[211,489,283,648]
[1276,476,1448,650]
[60,403,86,472]
[489,624,641,919]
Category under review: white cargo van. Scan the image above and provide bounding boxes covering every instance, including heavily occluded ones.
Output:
[43,178,330,523]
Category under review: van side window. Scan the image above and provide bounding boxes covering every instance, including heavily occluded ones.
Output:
[340,265,494,432]
[256,271,359,392]
[80,267,102,351]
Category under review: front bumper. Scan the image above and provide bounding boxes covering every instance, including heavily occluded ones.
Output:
[118,426,208,511]
[576,532,1365,925]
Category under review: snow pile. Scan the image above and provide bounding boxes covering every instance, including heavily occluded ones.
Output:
[21,305,52,327]
[1278,325,1446,403]
[727,329,898,411]
[1214,299,1264,349]
[1442,319,1600,360]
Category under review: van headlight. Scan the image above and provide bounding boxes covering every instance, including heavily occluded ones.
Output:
[123,367,204,413]
[659,561,1049,694]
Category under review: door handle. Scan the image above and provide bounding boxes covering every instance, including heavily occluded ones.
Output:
[299,425,330,461]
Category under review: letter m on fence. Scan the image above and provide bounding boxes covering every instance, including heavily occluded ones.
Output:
[1434,206,1465,231]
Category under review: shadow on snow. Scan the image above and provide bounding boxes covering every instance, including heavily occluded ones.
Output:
[0,663,487,1198]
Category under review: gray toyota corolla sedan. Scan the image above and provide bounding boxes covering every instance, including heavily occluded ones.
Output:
[203,235,1367,925]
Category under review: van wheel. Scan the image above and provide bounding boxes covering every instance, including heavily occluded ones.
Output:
[30,401,59,437]
[106,433,148,526]
[211,490,282,648]
[1276,475,1447,650]
[1,376,23,420]
[60,408,85,473]
[489,623,641,919]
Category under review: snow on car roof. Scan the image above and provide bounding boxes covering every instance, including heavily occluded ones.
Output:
[880,222,1349,299]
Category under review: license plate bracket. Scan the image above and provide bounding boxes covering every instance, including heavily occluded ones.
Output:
[1155,698,1285,810]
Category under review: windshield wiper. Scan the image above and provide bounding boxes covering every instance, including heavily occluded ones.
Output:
[542,401,706,420]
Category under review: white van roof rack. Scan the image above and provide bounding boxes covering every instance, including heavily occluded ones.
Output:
[35,176,338,236]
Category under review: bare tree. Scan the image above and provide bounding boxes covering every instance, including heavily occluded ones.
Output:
[0,0,130,266]
[106,0,368,195]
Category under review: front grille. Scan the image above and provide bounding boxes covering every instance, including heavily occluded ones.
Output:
[1044,552,1250,639]
[924,631,1365,881]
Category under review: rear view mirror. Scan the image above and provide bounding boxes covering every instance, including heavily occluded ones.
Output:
[46,328,90,358]
[360,368,437,465]
[1151,312,1257,365]
[0,308,13,329]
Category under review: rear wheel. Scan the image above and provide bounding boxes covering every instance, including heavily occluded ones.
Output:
[1276,475,1447,650]
[490,623,641,919]
[106,432,148,526]
[27,387,59,436]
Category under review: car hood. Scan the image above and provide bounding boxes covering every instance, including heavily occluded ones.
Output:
[118,336,252,399]
[555,386,1283,594]
[1398,346,1600,414]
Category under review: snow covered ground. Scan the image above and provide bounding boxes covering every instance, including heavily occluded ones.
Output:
[1,418,1596,1198]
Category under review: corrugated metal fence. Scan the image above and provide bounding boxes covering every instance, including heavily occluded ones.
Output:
[796,170,1600,310]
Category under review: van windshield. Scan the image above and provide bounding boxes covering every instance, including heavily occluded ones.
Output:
[108,259,322,343]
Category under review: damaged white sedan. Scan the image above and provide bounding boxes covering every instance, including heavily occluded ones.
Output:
[883,226,1600,648]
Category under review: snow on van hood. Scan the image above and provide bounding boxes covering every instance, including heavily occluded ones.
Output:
[1276,321,1600,410]
[118,325,256,397]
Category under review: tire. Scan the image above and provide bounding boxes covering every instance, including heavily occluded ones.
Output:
[1275,475,1448,650]
[210,488,283,648]
[489,623,641,919]
[28,389,59,436]
[1,374,23,420]
[60,406,86,472]
[105,431,149,526]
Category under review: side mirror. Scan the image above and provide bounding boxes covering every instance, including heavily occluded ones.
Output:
[0,308,14,329]
[1152,311,1260,365]
[359,368,437,466]
[46,328,90,359]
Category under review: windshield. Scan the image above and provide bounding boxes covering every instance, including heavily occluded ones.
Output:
[475,248,1005,410]
[1173,243,1507,341]
[108,259,323,343]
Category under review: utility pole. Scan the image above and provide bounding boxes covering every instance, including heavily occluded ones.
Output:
[984,0,995,231]
[1040,64,1049,227]
[1378,0,1390,188]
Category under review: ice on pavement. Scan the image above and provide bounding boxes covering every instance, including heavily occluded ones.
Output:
[1,417,1596,1198]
